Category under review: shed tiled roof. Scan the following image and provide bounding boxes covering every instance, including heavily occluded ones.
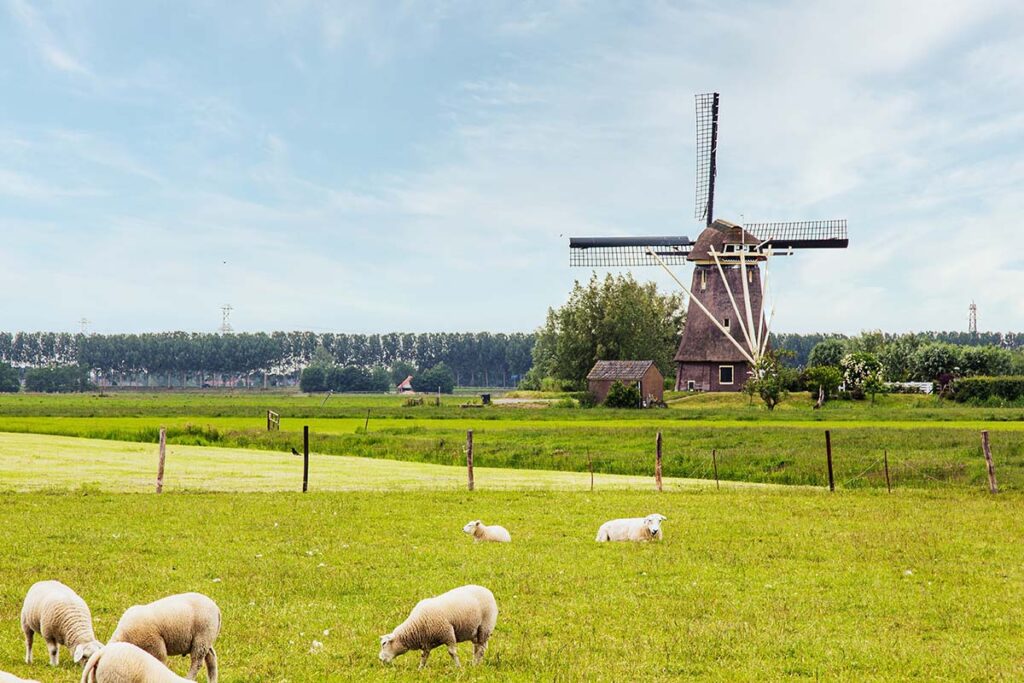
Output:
[587,360,656,381]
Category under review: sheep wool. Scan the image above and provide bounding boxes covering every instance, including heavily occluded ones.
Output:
[81,643,191,683]
[595,514,667,542]
[0,672,41,683]
[109,592,220,683]
[379,585,498,669]
[462,520,512,543]
[20,581,104,667]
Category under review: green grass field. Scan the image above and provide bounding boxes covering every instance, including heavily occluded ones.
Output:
[2,392,1023,681]
[0,488,1021,681]
[1,392,1022,489]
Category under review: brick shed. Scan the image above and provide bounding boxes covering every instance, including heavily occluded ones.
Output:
[586,360,664,406]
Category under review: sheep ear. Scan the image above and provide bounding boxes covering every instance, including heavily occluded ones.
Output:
[380,635,391,645]
[73,645,85,663]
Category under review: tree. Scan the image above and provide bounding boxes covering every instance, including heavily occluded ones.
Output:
[841,352,884,399]
[24,365,92,392]
[415,363,455,394]
[530,274,683,389]
[604,381,641,408]
[0,362,19,392]
[808,339,846,368]
[744,352,796,410]
[805,365,842,408]
[910,343,960,382]
[299,365,327,392]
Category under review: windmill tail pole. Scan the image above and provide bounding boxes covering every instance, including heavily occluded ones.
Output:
[709,247,758,359]
[646,248,756,365]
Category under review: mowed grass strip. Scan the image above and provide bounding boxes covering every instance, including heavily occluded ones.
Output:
[0,432,755,493]
[0,488,1021,681]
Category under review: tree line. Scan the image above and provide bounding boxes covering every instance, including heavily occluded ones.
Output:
[0,331,535,388]
[772,331,1024,368]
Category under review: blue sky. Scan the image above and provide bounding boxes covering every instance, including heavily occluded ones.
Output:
[2,1,1022,335]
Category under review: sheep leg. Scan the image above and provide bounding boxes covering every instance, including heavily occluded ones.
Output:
[205,646,218,683]
[187,650,203,680]
[473,641,488,664]
[46,639,59,666]
[418,650,430,669]
[445,643,461,668]
[23,625,33,664]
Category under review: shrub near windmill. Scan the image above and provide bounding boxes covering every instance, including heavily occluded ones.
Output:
[570,92,849,392]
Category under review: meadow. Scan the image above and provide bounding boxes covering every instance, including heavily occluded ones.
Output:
[1,392,1022,490]
[2,391,1023,681]
[1,488,1022,681]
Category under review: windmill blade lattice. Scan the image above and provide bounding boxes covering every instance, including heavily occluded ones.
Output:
[694,92,720,226]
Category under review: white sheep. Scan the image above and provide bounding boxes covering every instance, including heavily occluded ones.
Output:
[81,643,191,683]
[379,584,498,669]
[0,672,41,683]
[108,592,220,683]
[595,513,667,542]
[462,520,511,543]
[20,580,104,667]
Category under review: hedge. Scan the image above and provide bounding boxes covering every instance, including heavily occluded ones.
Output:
[950,376,1024,403]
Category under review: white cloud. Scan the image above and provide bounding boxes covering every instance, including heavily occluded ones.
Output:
[6,0,91,76]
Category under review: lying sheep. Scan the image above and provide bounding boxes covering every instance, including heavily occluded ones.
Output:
[596,513,667,542]
[462,520,511,543]
[0,672,41,683]
[20,580,104,667]
[108,593,220,683]
[379,585,497,669]
[81,643,191,683]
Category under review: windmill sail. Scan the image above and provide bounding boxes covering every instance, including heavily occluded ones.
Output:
[745,220,848,249]
[568,236,693,267]
[694,92,720,226]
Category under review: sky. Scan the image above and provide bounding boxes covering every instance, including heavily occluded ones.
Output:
[2,0,1023,336]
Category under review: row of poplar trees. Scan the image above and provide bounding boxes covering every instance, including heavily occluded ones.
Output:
[0,331,535,387]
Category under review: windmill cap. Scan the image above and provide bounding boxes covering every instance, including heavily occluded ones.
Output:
[688,219,762,262]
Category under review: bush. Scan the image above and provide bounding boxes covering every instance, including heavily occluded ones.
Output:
[950,376,1024,403]
[0,362,19,392]
[808,339,846,368]
[299,365,327,392]
[23,365,93,393]
[604,381,640,408]
[414,363,455,394]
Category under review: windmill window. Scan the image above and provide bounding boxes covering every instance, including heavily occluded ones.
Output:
[748,268,753,283]
[686,380,695,391]
[700,270,707,291]
[724,317,730,329]
[719,365,734,385]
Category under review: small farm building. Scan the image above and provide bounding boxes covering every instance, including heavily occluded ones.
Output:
[587,360,664,405]
[396,375,414,393]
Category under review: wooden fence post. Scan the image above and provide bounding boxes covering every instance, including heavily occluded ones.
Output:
[655,432,663,492]
[981,430,998,494]
[883,449,891,493]
[155,427,166,493]
[302,425,309,493]
[712,449,719,490]
[364,408,370,434]
[825,430,835,492]
[467,430,475,491]
[587,449,593,492]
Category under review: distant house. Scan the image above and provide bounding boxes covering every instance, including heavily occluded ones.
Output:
[586,360,664,406]
[396,375,414,393]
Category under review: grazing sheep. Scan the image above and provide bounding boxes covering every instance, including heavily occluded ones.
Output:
[20,580,104,667]
[0,672,41,683]
[81,643,191,683]
[379,585,497,669]
[108,593,220,683]
[595,514,667,542]
[462,520,511,543]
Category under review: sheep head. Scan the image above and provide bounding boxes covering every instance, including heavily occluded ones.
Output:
[379,633,407,663]
[73,641,103,665]
[644,514,667,537]
[462,520,482,535]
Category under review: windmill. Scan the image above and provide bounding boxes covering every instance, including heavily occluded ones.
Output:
[569,92,849,392]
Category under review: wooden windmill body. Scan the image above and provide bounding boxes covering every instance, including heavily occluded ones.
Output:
[569,93,849,392]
